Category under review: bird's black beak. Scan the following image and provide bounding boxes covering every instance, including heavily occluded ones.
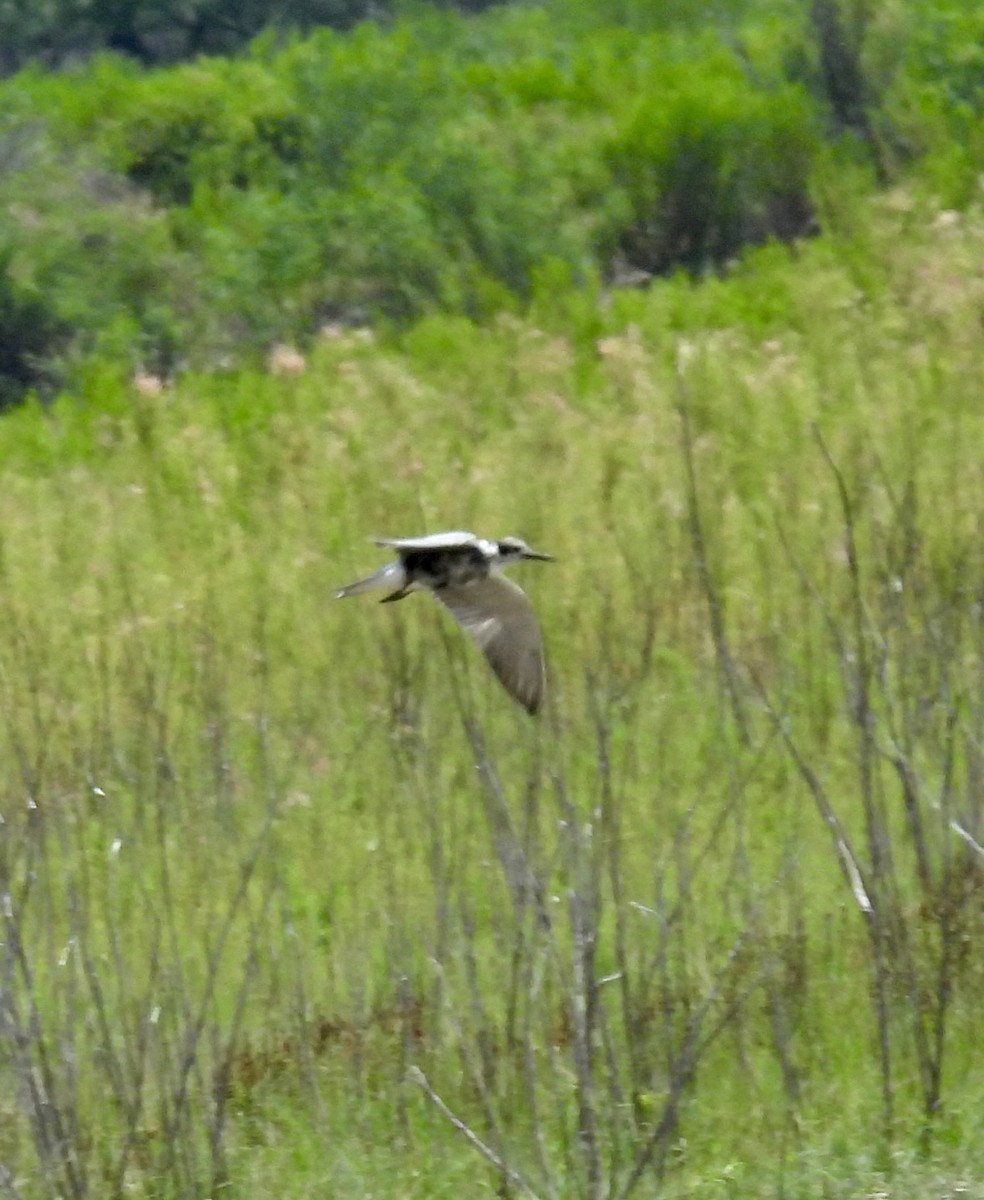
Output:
[523,548,554,561]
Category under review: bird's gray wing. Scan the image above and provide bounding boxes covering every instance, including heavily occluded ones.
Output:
[373,531,478,550]
[434,574,546,715]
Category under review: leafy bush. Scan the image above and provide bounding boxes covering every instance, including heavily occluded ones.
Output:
[0,250,67,410]
[877,1,984,203]
[604,53,819,274]
[0,0,388,75]
[41,56,303,203]
[0,115,207,397]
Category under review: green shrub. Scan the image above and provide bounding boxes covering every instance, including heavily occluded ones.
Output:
[877,2,984,203]
[89,57,302,203]
[0,249,68,409]
[604,52,819,274]
[0,116,204,396]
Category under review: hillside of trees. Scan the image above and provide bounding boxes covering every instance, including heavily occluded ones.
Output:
[1,0,981,411]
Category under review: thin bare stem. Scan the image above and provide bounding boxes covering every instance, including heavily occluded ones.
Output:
[409,1067,544,1200]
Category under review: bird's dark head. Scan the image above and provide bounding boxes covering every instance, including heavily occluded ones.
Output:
[497,536,553,563]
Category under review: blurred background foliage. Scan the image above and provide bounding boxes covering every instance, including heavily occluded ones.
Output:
[0,0,982,408]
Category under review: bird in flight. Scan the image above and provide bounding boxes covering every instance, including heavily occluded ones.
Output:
[337,531,553,714]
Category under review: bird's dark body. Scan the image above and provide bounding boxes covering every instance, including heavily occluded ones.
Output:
[397,545,491,593]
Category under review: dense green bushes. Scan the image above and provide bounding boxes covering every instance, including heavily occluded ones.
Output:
[603,52,819,272]
[0,0,392,74]
[0,116,204,399]
[0,0,982,408]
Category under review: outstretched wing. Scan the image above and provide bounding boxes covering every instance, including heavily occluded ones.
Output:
[434,574,546,715]
[373,531,478,551]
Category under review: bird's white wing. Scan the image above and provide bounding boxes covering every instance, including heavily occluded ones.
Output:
[373,531,478,550]
[434,574,546,715]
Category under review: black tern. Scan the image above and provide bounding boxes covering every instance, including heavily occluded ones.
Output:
[337,531,553,714]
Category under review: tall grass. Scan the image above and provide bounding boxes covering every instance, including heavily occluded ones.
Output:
[2,193,984,1197]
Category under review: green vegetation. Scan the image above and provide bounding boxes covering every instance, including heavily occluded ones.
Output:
[3,1,984,1197]
[5,0,982,408]
[0,0,393,73]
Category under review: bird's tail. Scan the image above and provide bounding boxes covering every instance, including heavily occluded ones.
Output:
[336,560,406,599]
